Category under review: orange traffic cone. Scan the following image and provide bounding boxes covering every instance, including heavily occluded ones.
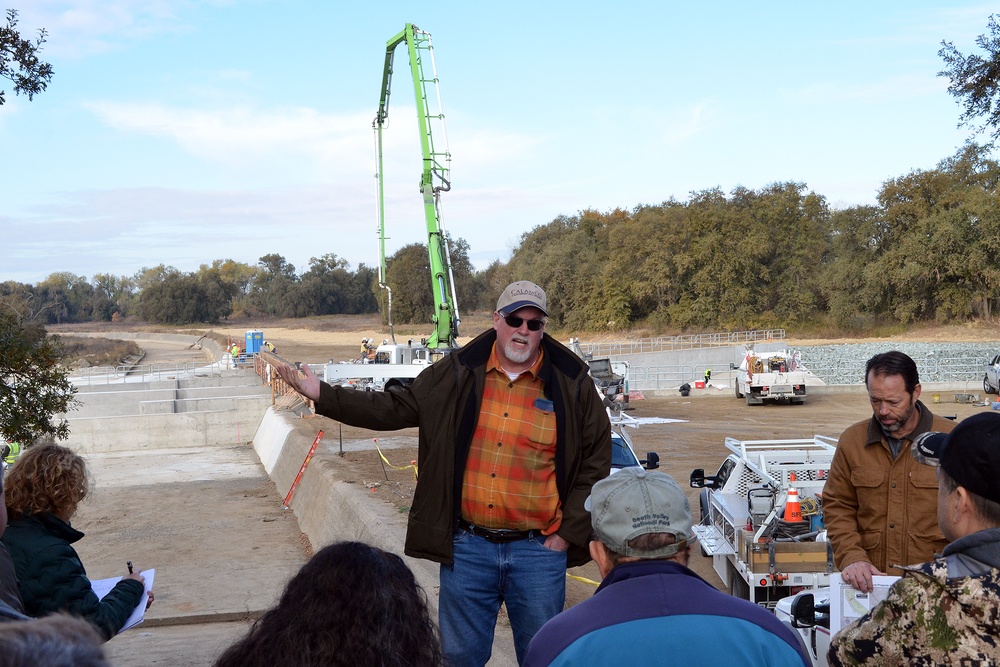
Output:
[784,485,803,522]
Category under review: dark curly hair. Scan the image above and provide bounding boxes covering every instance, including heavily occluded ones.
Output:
[214,541,443,667]
[4,444,89,521]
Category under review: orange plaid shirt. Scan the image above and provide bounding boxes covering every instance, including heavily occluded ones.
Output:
[461,345,562,534]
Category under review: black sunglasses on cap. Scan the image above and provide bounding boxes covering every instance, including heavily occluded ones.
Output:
[503,314,545,331]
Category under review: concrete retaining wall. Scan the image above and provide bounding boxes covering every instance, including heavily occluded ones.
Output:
[251,407,517,665]
[66,398,271,453]
[64,371,273,453]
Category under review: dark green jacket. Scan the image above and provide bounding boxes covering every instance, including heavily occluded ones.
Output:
[0,513,143,641]
[315,329,612,567]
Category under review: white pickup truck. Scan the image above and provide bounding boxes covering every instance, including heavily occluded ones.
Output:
[984,354,1000,394]
[689,436,837,609]
[731,348,813,405]
[609,411,660,473]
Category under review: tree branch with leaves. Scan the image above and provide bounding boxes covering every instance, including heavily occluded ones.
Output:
[0,8,53,106]
[939,14,1000,142]
[0,301,77,446]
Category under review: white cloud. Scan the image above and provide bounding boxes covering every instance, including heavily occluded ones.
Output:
[82,100,372,170]
[17,0,194,58]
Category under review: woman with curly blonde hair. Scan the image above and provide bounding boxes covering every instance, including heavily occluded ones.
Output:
[1,444,149,641]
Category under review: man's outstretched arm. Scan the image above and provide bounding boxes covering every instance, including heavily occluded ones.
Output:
[274,362,321,402]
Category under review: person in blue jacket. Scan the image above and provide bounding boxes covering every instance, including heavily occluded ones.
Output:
[523,467,810,667]
[1,444,150,641]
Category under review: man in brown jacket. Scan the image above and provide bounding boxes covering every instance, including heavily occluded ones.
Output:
[823,351,955,593]
[276,281,612,667]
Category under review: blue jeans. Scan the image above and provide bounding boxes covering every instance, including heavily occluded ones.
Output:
[439,529,567,667]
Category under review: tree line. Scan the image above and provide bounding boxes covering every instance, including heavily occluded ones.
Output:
[504,144,1000,332]
[2,144,999,332]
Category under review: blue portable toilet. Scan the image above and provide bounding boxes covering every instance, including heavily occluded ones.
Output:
[245,330,264,354]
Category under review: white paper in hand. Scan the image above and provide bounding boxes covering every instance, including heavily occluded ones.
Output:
[90,568,155,633]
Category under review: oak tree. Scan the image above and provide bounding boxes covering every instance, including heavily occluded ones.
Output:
[0,9,53,106]
[0,304,76,446]
[940,14,1000,140]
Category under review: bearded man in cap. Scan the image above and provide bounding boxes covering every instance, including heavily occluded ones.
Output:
[276,281,612,667]
[523,468,810,667]
[829,412,1000,666]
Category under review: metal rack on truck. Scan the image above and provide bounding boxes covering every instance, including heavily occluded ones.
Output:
[690,436,837,608]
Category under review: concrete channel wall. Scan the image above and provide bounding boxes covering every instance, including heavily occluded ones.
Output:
[252,409,421,558]
[604,342,790,393]
[250,407,517,665]
[64,373,273,454]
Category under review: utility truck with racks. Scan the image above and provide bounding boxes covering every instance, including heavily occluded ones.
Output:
[690,436,838,610]
[731,345,813,405]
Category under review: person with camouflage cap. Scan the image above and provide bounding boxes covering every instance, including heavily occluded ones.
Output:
[828,411,1000,666]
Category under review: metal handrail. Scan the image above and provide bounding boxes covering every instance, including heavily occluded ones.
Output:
[69,361,225,386]
[576,329,786,358]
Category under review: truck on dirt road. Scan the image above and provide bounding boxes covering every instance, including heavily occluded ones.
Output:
[731,346,813,405]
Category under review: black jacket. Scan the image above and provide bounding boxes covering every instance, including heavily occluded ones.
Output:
[315,329,612,567]
[1,513,143,641]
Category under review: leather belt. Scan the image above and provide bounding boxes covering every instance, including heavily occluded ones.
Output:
[459,519,537,543]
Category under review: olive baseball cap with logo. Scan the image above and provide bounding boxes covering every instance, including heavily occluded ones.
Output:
[496,281,548,316]
[585,467,695,558]
[911,412,1000,504]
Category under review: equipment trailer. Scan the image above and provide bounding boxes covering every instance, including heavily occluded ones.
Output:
[690,436,837,609]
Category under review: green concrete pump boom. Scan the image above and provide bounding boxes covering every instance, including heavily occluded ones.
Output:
[373,23,460,350]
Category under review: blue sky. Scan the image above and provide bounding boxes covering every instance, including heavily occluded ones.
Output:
[0,1,992,285]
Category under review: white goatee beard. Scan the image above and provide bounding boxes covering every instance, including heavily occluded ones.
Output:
[504,339,533,364]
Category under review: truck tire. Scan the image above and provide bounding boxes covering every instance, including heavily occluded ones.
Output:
[730,570,750,600]
[735,382,744,399]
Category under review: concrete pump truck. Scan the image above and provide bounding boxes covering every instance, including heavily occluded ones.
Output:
[325,23,461,390]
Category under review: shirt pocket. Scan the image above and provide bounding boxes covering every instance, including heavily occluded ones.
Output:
[525,404,557,448]
[850,469,885,520]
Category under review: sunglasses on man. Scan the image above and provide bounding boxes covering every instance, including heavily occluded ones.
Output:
[503,314,546,331]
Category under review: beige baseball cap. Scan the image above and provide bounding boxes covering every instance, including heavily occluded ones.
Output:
[585,468,694,558]
[496,281,548,316]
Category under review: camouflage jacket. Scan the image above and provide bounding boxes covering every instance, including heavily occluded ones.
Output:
[828,551,1000,666]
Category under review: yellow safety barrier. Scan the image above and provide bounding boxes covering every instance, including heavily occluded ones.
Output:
[373,438,418,479]
[567,573,600,587]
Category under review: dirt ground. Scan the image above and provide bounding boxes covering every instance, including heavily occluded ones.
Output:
[51,315,1000,369]
[321,388,987,611]
[56,323,995,663]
